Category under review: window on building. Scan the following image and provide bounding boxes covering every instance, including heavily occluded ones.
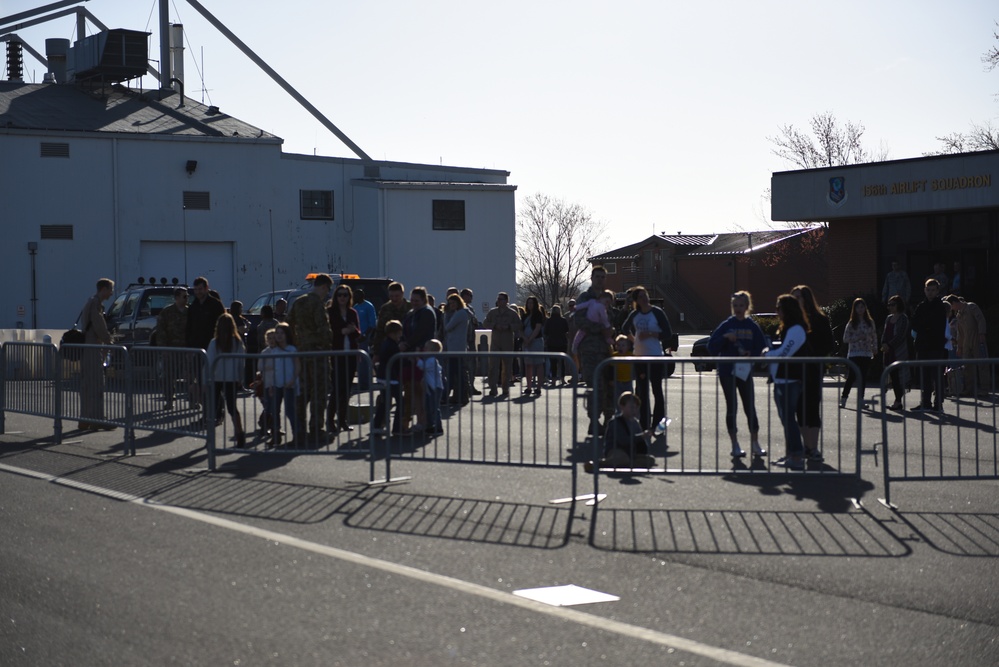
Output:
[40,142,69,158]
[603,262,617,274]
[183,191,211,210]
[300,190,334,219]
[433,199,465,231]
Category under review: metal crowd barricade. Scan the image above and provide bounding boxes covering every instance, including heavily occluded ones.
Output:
[587,355,864,534]
[879,358,998,508]
[126,346,210,453]
[376,351,580,497]
[0,341,60,438]
[205,349,375,473]
[57,342,130,438]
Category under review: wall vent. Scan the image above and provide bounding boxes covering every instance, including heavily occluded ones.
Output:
[183,191,211,210]
[40,225,73,240]
[40,142,70,158]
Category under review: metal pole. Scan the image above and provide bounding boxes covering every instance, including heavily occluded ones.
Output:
[184,0,372,161]
[28,242,38,329]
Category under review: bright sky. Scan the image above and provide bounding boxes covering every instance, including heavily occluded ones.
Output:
[5,0,998,248]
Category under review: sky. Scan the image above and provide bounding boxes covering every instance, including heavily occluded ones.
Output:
[4,0,999,250]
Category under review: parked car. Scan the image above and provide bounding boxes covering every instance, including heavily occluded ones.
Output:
[105,280,190,347]
[244,274,393,350]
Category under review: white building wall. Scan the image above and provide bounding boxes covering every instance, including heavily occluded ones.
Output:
[1,131,515,329]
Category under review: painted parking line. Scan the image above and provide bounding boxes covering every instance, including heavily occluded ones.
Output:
[1,462,791,667]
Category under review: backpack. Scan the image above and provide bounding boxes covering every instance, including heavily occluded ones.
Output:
[60,328,86,360]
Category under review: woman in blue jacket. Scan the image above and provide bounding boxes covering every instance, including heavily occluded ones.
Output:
[707,291,767,458]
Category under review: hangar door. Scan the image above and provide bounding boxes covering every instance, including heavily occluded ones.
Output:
[139,241,235,304]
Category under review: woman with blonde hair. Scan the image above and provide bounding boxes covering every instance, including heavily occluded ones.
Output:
[840,297,878,408]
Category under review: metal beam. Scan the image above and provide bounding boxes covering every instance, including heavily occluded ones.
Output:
[184,0,371,161]
[0,6,106,36]
[0,0,88,29]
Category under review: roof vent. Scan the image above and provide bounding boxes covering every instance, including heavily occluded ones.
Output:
[69,29,150,84]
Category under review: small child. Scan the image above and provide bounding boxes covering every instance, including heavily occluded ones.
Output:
[375,320,404,434]
[417,339,445,436]
[258,324,299,446]
[612,334,634,401]
[571,290,615,354]
[584,392,656,472]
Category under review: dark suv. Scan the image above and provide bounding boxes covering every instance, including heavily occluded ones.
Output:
[105,281,190,347]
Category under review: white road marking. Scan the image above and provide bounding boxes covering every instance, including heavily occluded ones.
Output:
[1,461,791,667]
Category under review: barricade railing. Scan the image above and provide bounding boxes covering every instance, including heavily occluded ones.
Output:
[878,358,998,508]
[204,349,375,474]
[124,346,210,452]
[377,351,579,496]
[1,342,61,438]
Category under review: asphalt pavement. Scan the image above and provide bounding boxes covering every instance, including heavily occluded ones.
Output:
[2,336,997,666]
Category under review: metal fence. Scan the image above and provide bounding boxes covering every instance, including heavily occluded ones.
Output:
[204,349,376,475]
[1,342,210,454]
[879,358,998,508]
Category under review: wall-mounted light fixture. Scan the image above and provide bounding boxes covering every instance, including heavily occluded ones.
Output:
[186,160,198,175]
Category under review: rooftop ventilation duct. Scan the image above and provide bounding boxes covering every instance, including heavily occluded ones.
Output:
[45,38,70,84]
[68,29,149,84]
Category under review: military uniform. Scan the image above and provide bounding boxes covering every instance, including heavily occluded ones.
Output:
[484,303,520,393]
[288,292,333,444]
[80,292,112,425]
[372,299,411,356]
[156,302,188,406]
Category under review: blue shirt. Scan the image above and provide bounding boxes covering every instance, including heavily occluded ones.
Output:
[354,299,377,337]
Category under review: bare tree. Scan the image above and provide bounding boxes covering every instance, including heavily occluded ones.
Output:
[768,112,889,169]
[516,193,607,309]
[984,21,999,72]
[928,26,999,154]
[930,122,999,155]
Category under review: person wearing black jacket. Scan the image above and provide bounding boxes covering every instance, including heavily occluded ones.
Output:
[910,279,948,412]
[792,284,833,462]
[185,276,226,420]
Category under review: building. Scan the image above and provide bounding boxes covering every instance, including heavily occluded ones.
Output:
[0,16,515,330]
[590,228,827,330]
[771,150,999,309]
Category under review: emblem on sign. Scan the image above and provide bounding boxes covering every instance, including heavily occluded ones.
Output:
[828,176,847,208]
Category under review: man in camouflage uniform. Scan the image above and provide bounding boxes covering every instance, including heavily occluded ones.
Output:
[156,287,189,409]
[574,265,614,435]
[483,292,520,397]
[371,282,411,425]
[288,273,333,447]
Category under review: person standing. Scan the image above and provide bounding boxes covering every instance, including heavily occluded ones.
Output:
[327,284,361,433]
[156,287,189,409]
[185,276,226,422]
[927,263,949,294]
[880,295,910,410]
[910,279,948,412]
[521,296,547,396]
[401,287,437,429]
[574,266,615,433]
[620,285,673,435]
[352,287,377,391]
[483,292,519,397]
[791,284,833,462]
[78,278,115,430]
[840,298,878,409]
[288,273,334,446]
[881,260,911,305]
[206,313,247,448]
[767,294,812,470]
[459,288,481,397]
[543,304,570,385]
[706,290,766,458]
[944,294,990,396]
[443,293,471,405]
[372,282,411,367]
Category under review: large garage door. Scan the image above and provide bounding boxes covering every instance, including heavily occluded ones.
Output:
[139,241,235,304]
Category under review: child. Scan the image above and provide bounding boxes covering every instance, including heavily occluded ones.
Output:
[259,323,299,446]
[840,297,878,408]
[571,290,615,355]
[375,320,404,434]
[584,392,656,472]
[417,339,445,436]
[612,334,634,401]
[255,328,278,437]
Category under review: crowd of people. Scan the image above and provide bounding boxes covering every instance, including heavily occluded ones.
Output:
[74,263,989,462]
